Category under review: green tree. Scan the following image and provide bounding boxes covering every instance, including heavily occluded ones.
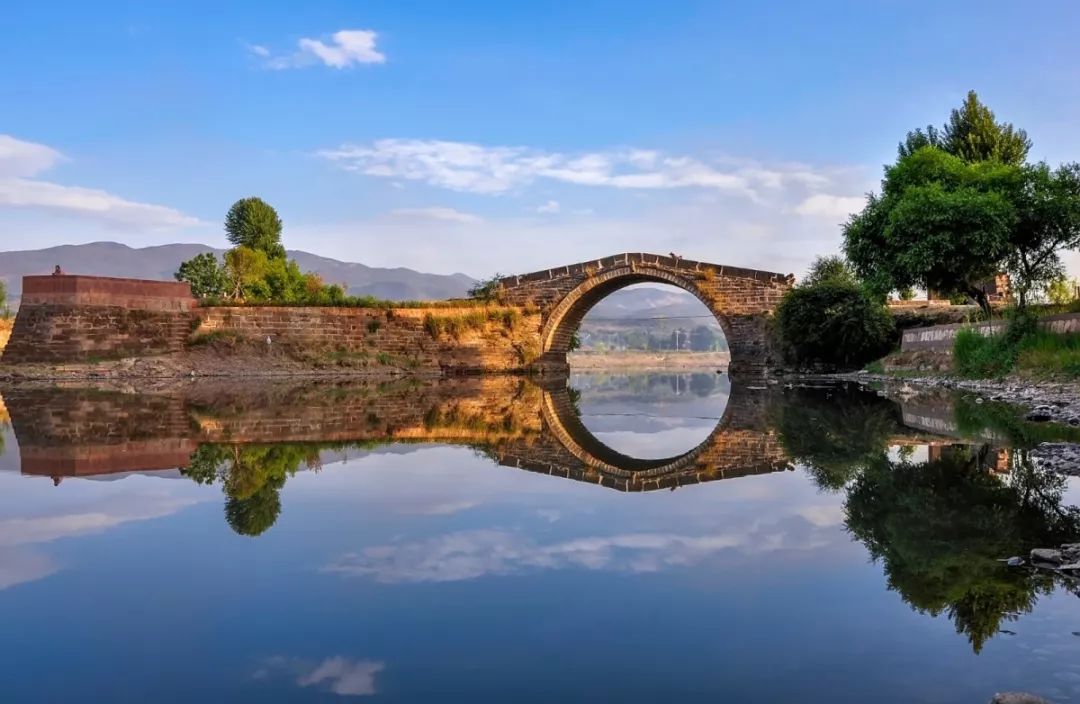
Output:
[0,278,8,318]
[1005,162,1080,307]
[898,91,1030,165]
[224,246,270,300]
[775,278,896,370]
[844,148,1017,314]
[468,273,505,301]
[803,255,857,286]
[174,252,227,299]
[1044,274,1079,305]
[224,197,285,259]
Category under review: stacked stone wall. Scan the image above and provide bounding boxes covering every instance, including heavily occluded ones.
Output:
[194,305,542,373]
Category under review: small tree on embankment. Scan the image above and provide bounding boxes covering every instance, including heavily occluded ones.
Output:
[774,256,896,371]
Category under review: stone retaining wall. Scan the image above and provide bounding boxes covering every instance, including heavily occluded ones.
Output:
[194,305,541,373]
[901,313,1080,353]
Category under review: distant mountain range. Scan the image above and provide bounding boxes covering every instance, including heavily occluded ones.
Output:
[0,242,714,323]
[0,242,476,305]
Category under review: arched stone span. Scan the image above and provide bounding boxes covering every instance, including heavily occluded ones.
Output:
[497,253,794,376]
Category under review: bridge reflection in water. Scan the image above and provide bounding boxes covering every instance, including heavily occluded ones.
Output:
[2,376,799,491]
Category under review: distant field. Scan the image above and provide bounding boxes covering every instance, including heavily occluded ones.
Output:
[568,350,729,370]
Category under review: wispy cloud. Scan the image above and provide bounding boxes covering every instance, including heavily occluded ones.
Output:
[317,139,836,199]
[793,193,865,219]
[252,29,386,70]
[321,510,842,584]
[534,199,561,214]
[0,135,202,229]
[390,207,483,224]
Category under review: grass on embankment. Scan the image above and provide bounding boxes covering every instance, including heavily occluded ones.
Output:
[953,319,1080,379]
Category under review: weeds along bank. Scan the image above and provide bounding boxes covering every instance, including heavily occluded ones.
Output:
[0,274,543,376]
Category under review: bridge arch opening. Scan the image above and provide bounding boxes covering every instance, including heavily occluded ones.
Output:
[542,267,731,370]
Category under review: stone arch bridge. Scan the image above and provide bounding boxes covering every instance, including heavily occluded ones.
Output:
[497,253,794,376]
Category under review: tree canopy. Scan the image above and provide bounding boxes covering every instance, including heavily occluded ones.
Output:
[851,91,1080,312]
[898,90,1031,165]
[225,197,285,259]
[174,252,227,299]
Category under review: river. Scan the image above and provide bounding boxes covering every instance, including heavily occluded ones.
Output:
[0,371,1078,702]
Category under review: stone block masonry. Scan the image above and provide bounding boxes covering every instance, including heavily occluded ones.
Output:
[900,313,1080,353]
[2,275,197,363]
[1,274,544,372]
[194,305,542,373]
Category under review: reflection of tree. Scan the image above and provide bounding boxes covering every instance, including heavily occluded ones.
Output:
[772,385,902,490]
[226,476,284,537]
[688,373,717,397]
[844,446,1080,653]
[182,443,325,537]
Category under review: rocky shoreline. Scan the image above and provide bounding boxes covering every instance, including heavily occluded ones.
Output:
[830,372,1080,477]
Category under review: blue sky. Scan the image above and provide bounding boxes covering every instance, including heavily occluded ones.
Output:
[2,0,1080,277]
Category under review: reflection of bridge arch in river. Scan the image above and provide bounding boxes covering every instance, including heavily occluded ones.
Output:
[4,378,794,491]
[495,381,793,491]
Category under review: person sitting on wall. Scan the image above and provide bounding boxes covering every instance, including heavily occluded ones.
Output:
[52,265,64,275]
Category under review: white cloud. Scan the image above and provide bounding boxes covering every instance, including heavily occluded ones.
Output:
[390,207,483,224]
[254,29,385,70]
[321,514,839,584]
[0,134,63,177]
[794,193,865,219]
[534,200,560,214]
[0,135,202,230]
[317,139,836,199]
[298,657,385,697]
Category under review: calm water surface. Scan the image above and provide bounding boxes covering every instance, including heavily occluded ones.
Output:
[1,372,1079,703]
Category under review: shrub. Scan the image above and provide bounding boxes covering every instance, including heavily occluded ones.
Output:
[775,280,896,370]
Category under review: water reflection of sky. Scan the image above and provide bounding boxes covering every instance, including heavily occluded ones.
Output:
[1,384,1080,702]
[571,371,729,458]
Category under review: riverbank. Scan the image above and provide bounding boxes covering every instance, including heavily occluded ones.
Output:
[568,350,729,370]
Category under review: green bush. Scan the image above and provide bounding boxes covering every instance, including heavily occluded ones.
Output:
[775,280,896,370]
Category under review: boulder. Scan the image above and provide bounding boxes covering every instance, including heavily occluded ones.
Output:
[1030,548,1063,565]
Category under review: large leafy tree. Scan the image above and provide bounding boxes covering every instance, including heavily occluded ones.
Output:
[854,92,1080,313]
[225,197,286,259]
[844,148,1016,313]
[174,252,227,299]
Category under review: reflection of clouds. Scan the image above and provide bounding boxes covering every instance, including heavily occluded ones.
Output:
[0,549,58,590]
[0,493,201,591]
[399,499,478,516]
[0,495,199,547]
[299,657,385,696]
[257,656,385,697]
[323,512,840,583]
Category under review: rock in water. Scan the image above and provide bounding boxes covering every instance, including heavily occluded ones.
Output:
[991,694,1050,704]
[1025,406,1055,422]
[1030,548,1063,565]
